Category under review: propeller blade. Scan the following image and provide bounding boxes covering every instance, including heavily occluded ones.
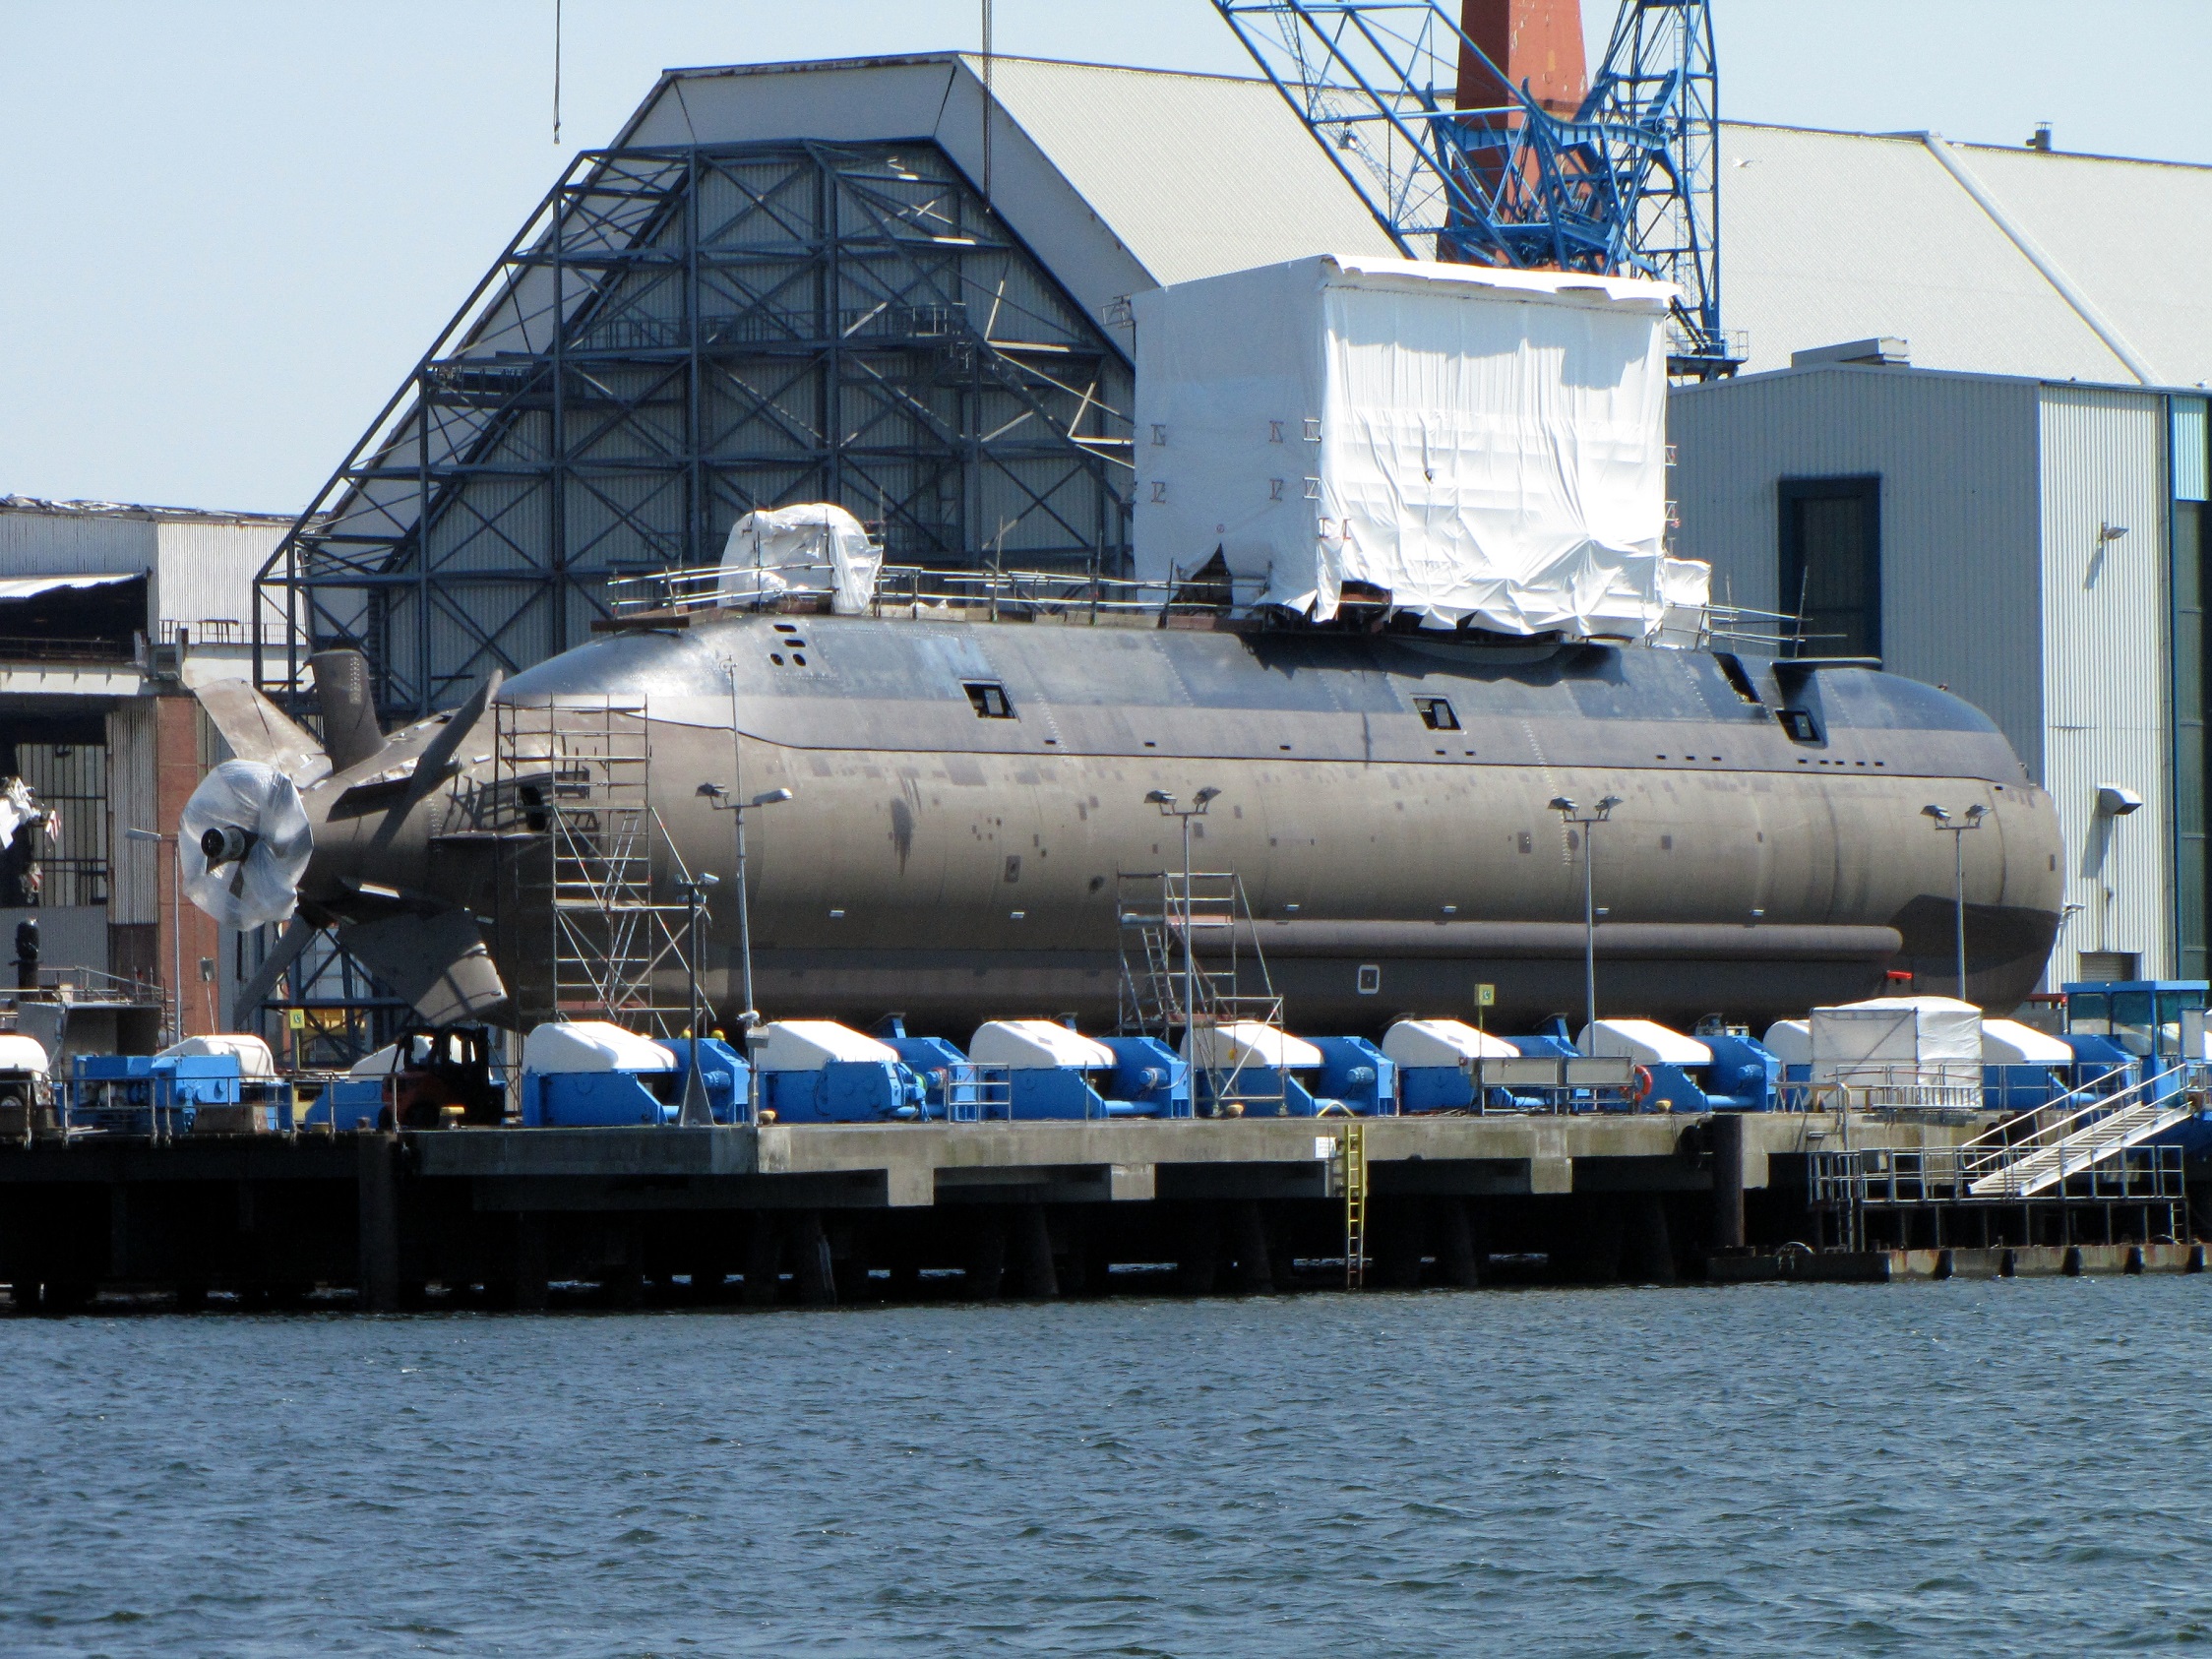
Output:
[194,679,331,785]
[229,914,316,1030]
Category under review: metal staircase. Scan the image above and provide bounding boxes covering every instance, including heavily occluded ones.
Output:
[489,696,701,1034]
[1965,1067,2201,1198]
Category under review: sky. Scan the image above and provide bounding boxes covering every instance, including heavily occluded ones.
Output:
[2,0,2206,516]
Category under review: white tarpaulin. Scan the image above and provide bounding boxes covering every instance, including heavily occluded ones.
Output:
[1134,255,1705,639]
[715,504,883,615]
[1807,997,1983,1088]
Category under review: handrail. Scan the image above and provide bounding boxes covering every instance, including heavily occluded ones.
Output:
[607,560,1279,624]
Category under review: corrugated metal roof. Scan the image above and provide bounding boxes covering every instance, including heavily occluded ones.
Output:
[637,53,1396,325]
[965,55,1397,287]
[1716,125,2139,384]
[630,58,2211,389]
[1949,141,2212,389]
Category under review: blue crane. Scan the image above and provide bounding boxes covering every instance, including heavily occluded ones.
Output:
[1214,0,1740,377]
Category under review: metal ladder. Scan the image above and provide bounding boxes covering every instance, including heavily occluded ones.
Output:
[1340,1121,1369,1289]
[490,695,701,1034]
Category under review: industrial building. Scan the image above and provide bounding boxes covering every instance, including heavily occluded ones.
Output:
[0,497,287,1033]
[1669,132,2212,987]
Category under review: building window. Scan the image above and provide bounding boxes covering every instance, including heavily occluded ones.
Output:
[1779,476,1881,659]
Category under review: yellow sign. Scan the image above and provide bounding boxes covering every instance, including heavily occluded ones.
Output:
[287,1009,307,1030]
[1476,983,1496,1009]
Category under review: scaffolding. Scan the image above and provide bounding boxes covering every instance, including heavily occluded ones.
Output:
[254,139,1134,722]
[480,696,700,1033]
[1116,869,1288,1117]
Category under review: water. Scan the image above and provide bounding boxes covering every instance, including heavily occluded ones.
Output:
[3,1281,2208,1656]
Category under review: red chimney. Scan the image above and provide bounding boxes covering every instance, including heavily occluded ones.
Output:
[1457,0,1588,120]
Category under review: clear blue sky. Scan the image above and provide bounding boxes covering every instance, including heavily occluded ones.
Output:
[2,0,2205,515]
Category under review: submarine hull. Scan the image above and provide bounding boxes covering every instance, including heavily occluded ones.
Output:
[409,610,2064,1036]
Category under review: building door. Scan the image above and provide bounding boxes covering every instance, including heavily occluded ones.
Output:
[1779,476,1881,659]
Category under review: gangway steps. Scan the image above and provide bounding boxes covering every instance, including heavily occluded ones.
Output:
[1966,1072,2200,1198]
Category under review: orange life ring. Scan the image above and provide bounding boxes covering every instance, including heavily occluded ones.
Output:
[1632,1065,1654,1104]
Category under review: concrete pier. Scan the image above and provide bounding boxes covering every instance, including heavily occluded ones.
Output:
[0,1113,2200,1308]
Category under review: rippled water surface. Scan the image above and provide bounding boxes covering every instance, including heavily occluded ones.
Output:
[4,1281,2209,1656]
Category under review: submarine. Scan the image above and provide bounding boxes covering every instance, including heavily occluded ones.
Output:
[187,608,2062,1038]
[182,259,2060,1038]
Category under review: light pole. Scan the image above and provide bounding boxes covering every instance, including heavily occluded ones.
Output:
[698,782,792,1032]
[1146,786,1221,1039]
[677,871,719,1125]
[1548,794,1622,1043]
[124,827,181,1044]
[1922,803,1989,1001]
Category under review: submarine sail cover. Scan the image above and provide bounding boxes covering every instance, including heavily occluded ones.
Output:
[1134,255,1706,639]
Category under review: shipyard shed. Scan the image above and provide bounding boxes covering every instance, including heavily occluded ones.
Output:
[1670,363,2208,989]
[1666,125,2212,989]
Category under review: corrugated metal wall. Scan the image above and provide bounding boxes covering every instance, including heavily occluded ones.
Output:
[1669,366,2045,775]
[2038,386,2171,981]
[154,520,284,639]
[0,512,153,577]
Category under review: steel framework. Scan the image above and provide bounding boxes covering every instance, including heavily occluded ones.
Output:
[254,139,1134,718]
[1214,0,1739,375]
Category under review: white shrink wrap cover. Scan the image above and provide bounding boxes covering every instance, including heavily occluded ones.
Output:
[757,1020,899,1072]
[349,1043,404,1077]
[716,503,883,615]
[1135,255,1702,639]
[1761,1020,1812,1067]
[1382,1018,1517,1068]
[968,1020,1116,1071]
[1980,1018,2073,1065]
[522,1021,675,1075]
[178,759,313,930]
[1182,1021,1323,1073]
[1579,1018,1713,1066]
[0,1034,50,1075]
[156,1034,278,1076]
